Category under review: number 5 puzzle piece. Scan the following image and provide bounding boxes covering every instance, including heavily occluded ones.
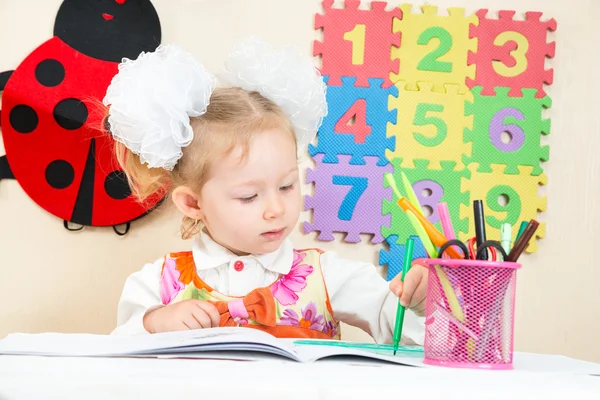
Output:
[304,154,392,243]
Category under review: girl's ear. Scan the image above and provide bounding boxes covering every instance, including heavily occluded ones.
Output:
[171,186,204,221]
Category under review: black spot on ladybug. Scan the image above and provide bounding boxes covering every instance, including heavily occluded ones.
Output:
[9,105,38,134]
[53,98,88,130]
[35,59,65,87]
[105,170,132,200]
[46,160,75,189]
[54,0,161,63]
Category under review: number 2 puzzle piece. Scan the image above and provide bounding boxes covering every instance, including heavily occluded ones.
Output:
[459,163,547,253]
[379,234,428,281]
[382,158,470,246]
[304,153,392,243]
[387,81,473,171]
[464,86,551,175]
[467,10,557,98]
[309,76,397,166]
[391,4,478,93]
[314,0,401,88]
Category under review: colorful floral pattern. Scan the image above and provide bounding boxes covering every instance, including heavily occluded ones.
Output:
[280,302,324,330]
[270,251,313,306]
[160,258,184,304]
[160,249,340,340]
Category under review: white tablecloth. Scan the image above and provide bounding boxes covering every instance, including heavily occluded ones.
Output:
[0,353,598,399]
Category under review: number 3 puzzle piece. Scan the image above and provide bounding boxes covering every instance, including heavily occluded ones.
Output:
[379,234,428,281]
[314,0,401,88]
[467,9,557,98]
[304,153,392,243]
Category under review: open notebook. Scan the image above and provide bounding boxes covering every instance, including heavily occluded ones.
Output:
[0,327,425,366]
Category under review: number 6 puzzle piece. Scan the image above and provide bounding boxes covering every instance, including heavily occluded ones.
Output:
[314,0,401,88]
[467,9,557,98]
[304,154,392,243]
[464,86,551,175]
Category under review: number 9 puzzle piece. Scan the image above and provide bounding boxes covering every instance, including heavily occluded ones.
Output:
[459,163,547,253]
[303,154,392,243]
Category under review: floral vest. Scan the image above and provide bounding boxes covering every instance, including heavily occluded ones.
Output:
[159,248,341,340]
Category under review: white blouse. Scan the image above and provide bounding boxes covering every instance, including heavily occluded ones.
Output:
[112,231,425,345]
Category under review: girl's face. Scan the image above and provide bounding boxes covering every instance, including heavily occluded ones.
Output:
[197,129,301,255]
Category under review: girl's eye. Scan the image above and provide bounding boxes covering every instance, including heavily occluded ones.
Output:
[280,184,293,192]
[239,195,257,203]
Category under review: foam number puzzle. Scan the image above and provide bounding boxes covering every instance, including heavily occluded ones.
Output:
[306,1,556,279]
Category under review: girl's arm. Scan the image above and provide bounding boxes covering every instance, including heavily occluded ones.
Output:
[320,251,425,345]
[111,258,164,335]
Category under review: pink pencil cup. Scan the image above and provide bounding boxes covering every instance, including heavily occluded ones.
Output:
[421,257,522,370]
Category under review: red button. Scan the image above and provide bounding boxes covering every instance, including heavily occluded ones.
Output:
[233,260,244,272]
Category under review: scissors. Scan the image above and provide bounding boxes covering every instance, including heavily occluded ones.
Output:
[439,238,507,261]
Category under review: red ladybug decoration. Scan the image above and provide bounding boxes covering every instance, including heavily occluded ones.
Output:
[0,0,163,234]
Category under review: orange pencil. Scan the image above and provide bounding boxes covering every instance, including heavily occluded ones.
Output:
[397,197,463,260]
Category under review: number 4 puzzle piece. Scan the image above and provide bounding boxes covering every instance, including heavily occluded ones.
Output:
[304,153,392,243]
[314,0,401,88]
[309,76,397,166]
[379,234,428,281]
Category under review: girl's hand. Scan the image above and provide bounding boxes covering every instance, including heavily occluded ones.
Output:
[389,260,429,317]
[143,299,221,333]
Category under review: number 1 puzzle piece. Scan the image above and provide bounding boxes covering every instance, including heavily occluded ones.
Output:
[314,0,401,88]
[387,81,473,171]
[309,76,397,166]
[379,234,428,281]
[391,4,478,93]
[304,153,392,243]
[467,9,557,98]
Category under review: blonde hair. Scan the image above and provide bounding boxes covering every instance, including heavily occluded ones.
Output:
[109,87,296,239]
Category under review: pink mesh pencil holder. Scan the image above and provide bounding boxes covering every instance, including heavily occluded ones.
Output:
[421,257,522,370]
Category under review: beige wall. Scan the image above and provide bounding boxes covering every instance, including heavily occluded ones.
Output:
[1,0,599,363]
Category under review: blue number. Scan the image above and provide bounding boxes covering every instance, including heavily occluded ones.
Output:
[332,175,368,221]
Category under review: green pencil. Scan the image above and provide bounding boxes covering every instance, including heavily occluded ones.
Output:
[393,237,414,355]
[515,221,528,244]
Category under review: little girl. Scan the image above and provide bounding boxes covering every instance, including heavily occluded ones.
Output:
[106,38,428,345]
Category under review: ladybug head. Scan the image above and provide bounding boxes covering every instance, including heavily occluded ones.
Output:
[54,0,161,63]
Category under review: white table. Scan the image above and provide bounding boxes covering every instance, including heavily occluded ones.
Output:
[0,353,599,399]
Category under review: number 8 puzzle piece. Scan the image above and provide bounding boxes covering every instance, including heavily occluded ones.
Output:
[304,154,392,243]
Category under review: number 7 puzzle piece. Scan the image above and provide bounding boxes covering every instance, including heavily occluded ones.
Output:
[314,0,401,88]
[304,154,392,243]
